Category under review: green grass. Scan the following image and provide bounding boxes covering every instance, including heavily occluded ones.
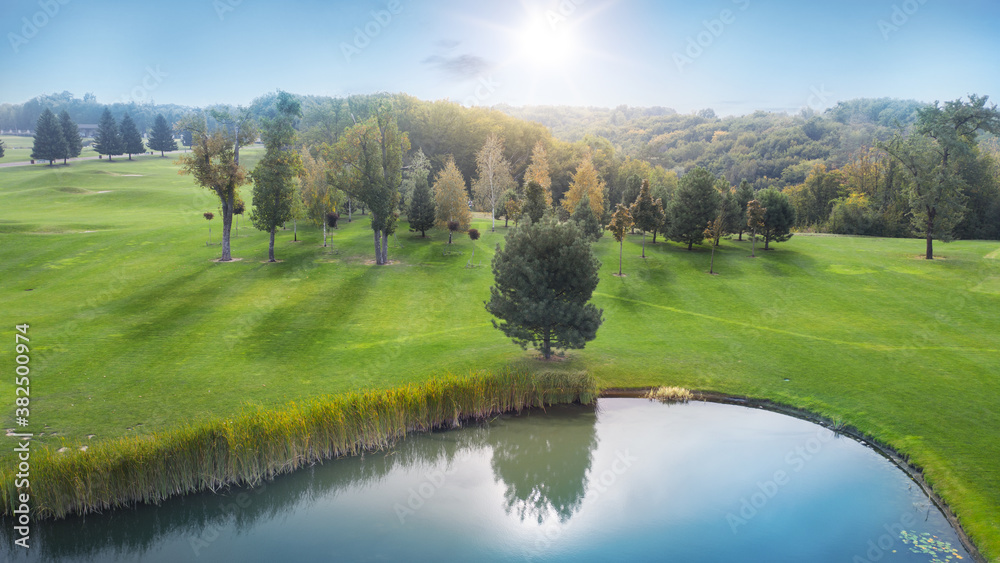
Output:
[0,156,998,558]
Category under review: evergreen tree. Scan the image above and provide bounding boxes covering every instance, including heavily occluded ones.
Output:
[93,108,122,161]
[31,108,67,165]
[746,199,766,258]
[148,114,178,156]
[629,179,665,258]
[571,197,604,242]
[250,91,302,262]
[0,139,5,159]
[622,174,642,206]
[734,179,755,240]
[756,187,796,250]
[668,167,722,250]
[407,168,436,237]
[119,113,145,160]
[58,110,82,164]
[486,213,603,360]
[433,156,472,232]
[521,180,549,224]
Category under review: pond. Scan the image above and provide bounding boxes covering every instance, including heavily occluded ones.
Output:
[2,399,974,562]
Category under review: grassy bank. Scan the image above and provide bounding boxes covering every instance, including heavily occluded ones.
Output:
[0,156,998,558]
[0,369,596,519]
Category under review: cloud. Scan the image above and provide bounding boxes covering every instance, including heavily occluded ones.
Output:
[422,53,493,80]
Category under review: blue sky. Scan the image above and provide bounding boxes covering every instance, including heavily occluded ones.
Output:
[2,0,998,115]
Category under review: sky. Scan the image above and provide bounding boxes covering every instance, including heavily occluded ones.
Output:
[1,0,999,116]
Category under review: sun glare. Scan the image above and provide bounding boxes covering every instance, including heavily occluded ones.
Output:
[517,18,576,67]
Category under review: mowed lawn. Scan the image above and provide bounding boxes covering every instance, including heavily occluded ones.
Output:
[1,156,999,557]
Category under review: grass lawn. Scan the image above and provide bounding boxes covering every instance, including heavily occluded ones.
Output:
[1,155,998,558]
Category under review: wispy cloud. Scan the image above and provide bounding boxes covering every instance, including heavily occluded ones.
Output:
[422,53,493,80]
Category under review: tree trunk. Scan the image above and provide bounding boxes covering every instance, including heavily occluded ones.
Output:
[373,230,381,265]
[293,218,298,242]
[925,211,935,259]
[380,229,389,264]
[642,232,646,258]
[710,244,716,274]
[220,193,233,261]
[505,216,509,228]
[618,241,623,276]
[491,203,496,232]
[348,199,353,222]
[323,222,328,247]
[751,229,756,258]
[652,230,657,244]
[764,234,770,251]
[542,329,551,360]
[688,240,693,251]
[738,230,743,241]
[268,229,276,262]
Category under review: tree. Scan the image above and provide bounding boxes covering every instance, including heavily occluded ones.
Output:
[668,167,722,250]
[561,153,606,219]
[250,91,303,262]
[607,203,633,276]
[473,133,515,231]
[148,114,178,156]
[31,108,67,165]
[734,179,755,240]
[704,213,727,275]
[756,187,796,250]
[204,212,214,244]
[119,113,145,160]
[299,147,339,247]
[447,220,460,244]
[467,228,481,266]
[883,95,1000,259]
[0,139,5,159]
[486,213,603,360]
[629,180,665,258]
[521,180,548,224]
[525,140,553,204]
[433,156,472,234]
[496,188,518,228]
[176,113,254,262]
[59,110,82,164]
[290,180,306,242]
[746,199,766,257]
[93,108,122,161]
[571,197,603,242]
[334,102,409,265]
[400,148,430,215]
[407,167,436,237]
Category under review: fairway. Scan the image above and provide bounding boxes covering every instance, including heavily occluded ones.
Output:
[1,156,999,557]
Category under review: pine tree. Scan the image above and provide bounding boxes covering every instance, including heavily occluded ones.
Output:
[757,187,796,250]
[0,139,5,159]
[407,169,436,237]
[433,157,471,232]
[147,114,178,156]
[58,110,82,164]
[119,113,145,160]
[521,180,549,224]
[486,213,603,360]
[571,197,604,242]
[668,167,722,250]
[31,108,67,165]
[93,108,122,161]
[629,179,665,258]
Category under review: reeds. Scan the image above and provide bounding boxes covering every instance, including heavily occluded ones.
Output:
[0,369,597,520]
[646,386,693,404]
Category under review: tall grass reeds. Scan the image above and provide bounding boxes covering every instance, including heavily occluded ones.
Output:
[0,369,597,520]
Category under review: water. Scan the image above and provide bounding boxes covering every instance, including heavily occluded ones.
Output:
[1,399,973,562]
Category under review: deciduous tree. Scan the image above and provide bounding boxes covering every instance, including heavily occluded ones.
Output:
[629,180,665,258]
[486,214,603,360]
[757,187,796,250]
[746,199,766,258]
[473,133,515,231]
[561,153,606,219]
[433,156,471,234]
[250,91,303,262]
[607,203,633,276]
[734,179,754,240]
[525,140,553,204]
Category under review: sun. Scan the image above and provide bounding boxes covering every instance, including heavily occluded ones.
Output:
[516,17,577,68]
